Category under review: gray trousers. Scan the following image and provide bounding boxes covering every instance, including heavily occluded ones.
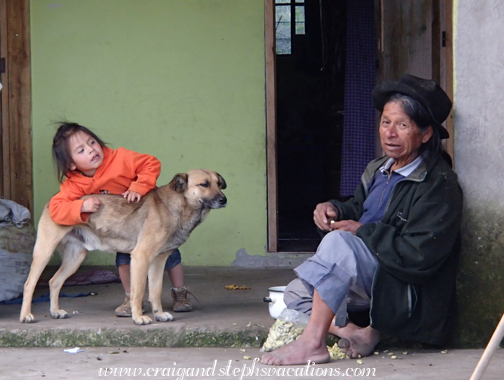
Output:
[284,231,378,326]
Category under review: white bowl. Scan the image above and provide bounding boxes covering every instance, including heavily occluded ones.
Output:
[263,286,287,319]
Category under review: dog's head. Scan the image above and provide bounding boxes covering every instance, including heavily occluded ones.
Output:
[169,169,227,209]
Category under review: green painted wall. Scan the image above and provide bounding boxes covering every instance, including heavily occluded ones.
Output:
[30,0,267,266]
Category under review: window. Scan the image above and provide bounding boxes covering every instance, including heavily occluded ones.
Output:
[275,0,305,55]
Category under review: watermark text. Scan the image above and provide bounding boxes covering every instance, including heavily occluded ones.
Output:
[98,359,376,378]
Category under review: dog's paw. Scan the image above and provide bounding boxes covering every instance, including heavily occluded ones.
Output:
[51,309,69,319]
[20,313,35,323]
[133,315,152,325]
[154,312,174,322]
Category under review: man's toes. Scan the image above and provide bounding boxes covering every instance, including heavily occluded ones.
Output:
[260,354,276,365]
[338,338,350,349]
[338,338,353,356]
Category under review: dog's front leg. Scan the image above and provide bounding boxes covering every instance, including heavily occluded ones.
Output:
[130,249,153,325]
[148,251,174,322]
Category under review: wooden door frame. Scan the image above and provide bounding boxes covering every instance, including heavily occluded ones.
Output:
[0,0,32,215]
[375,0,454,158]
[265,0,454,252]
[265,0,278,252]
[440,0,454,162]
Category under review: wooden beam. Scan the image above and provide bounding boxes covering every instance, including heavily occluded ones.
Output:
[265,0,278,252]
[442,0,454,163]
[432,0,441,84]
[0,0,9,199]
[0,0,32,214]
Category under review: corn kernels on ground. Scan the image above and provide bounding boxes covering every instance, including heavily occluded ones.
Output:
[327,343,350,360]
[261,319,305,352]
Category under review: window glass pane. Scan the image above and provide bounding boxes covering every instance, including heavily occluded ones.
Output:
[276,24,291,54]
[295,6,305,35]
[276,5,291,25]
[275,0,290,4]
[276,6,291,54]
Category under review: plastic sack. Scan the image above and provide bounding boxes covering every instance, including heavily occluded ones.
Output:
[0,224,35,302]
[260,308,310,352]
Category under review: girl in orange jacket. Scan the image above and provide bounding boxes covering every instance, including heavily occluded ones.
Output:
[49,122,193,315]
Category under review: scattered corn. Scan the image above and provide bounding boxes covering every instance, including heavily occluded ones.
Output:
[327,343,350,360]
[225,284,250,290]
[261,320,304,352]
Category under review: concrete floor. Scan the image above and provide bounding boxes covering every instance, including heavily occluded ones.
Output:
[0,266,297,347]
[0,266,502,379]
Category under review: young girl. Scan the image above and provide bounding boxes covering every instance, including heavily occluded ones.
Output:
[49,122,193,316]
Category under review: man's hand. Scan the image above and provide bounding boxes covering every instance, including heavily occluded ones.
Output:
[329,220,362,234]
[122,190,142,203]
[81,197,102,213]
[313,202,339,231]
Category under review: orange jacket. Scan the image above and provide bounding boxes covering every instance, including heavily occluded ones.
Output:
[49,146,161,225]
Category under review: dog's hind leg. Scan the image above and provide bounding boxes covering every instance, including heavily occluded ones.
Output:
[20,208,72,323]
[148,251,174,322]
[48,241,88,319]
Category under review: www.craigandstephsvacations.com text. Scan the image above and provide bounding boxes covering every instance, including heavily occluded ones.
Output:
[98,358,377,378]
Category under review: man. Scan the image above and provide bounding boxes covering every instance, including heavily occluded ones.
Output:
[261,75,463,365]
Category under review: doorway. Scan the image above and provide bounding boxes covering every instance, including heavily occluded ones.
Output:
[275,0,347,252]
[266,0,453,253]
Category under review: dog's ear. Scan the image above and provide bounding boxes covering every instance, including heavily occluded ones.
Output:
[216,172,227,190]
[169,173,188,192]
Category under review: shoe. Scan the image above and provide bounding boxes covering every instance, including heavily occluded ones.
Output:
[115,295,145,317]
[115,296,132,317]
[171,286,194,312]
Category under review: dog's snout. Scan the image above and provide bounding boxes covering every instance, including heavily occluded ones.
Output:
[219,196,227,205]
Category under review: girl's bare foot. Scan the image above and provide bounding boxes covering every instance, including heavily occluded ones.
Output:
[336,326,380,358]
[260,334,331,366]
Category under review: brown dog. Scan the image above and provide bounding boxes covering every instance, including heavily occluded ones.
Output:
[20,169,227,325]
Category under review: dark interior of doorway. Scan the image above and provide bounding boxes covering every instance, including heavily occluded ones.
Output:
[277,0,347,252]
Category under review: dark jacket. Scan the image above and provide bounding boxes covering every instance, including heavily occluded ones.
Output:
[330,154,463,345]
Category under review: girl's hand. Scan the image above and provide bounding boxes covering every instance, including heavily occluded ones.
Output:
[81,198,102,213]
[313,202,339,231]
[122,190,142,203]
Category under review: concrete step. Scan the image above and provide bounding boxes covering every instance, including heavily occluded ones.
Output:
[0,266,296,348]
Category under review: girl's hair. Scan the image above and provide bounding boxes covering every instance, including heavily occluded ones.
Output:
[52,122,107,183]
[384,93,443,157]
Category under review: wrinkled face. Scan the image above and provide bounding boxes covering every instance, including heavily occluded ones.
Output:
[67,130,104,177]
[379,101,433,169]
[185,169,227,209]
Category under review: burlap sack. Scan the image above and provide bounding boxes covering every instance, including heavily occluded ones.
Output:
[0,224,35,302]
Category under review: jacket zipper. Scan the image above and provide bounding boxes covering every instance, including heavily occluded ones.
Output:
[382,173,426,219]
[407,284,412,318]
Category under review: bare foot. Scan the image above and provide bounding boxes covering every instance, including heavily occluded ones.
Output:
[260,334,331,366]
[336,326,380,359]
